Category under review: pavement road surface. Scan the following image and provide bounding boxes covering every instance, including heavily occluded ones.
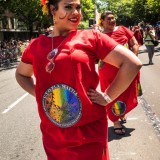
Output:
[0,44,160,160]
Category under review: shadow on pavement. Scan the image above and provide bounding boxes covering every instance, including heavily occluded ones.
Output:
[139,50,147,54]
[108,126,135,142]
[155,49,160,52]
[155,53,160,56]
[142,63,150,66]
[0,65,18,71]
[139,46,160,54]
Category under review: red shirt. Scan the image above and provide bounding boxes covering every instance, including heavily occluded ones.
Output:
[21,30,118,160]
[106,26,133,47]
[22,29,118,127]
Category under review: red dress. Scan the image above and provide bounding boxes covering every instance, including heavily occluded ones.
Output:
[98,26,139,122]
[134,30,143,46]
[21,30,118,160]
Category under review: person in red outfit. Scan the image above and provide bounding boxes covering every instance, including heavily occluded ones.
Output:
[133,25,144,46]
[97,11,140,135]
[15,1,142,160]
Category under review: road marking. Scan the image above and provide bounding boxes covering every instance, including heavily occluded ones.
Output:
[2,93,29,114]
[127,117,138,120]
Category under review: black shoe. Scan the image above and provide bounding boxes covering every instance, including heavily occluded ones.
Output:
[114,127,126,135]
[149,61,154,65]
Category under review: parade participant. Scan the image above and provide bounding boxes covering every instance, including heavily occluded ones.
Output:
[98,11,140,135]
[144,25,156,65]
[15,1,142,159]
[133,25,144,46]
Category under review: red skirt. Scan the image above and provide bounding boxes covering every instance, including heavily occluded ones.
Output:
[99,62,139,122]
[40,117,110,160]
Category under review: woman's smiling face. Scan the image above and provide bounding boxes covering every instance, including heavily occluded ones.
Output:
[101,13,116,32]
[52,0,82,32]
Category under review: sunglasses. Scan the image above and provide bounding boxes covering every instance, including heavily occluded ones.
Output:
[45,48,58,73]
[45,36,67,74]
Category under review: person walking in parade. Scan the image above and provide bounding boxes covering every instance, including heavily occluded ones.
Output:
[133,25,144,47]
[144,25,156,65]
[15,1,142,160]
[97,11,140,135]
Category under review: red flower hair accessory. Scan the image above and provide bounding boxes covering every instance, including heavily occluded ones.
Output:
[40,0,49,15]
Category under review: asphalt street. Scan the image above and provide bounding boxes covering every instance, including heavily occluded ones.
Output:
[108,43,160,160]
[0,43,160,160]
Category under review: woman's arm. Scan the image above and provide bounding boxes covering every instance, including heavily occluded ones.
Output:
[87,44,142,106]
[102,44,142,103]
[15,62,36,97]
[149,30,155,40]
[129,36,139,55]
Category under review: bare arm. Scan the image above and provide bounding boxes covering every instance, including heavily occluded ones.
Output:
[87,44,142,106]
[149,30,155,39]
[129,36,139,55]
[145,30,155,40]
[15,62,35,97]
[103,44,141,102]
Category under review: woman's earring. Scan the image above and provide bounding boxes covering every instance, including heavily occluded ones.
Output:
[53,17,57,24]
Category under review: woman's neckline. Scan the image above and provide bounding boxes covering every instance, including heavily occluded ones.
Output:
[45,30,77,38]
[104,26,119,33]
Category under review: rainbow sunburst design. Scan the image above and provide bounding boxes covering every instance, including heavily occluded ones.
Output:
[111,101,126,116]
[137,82,143,96]
[42,84,82,128]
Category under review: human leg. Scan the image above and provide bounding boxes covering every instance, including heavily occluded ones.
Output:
[120,115,127,123]
[150,45,154,62]
[146,45,154,64]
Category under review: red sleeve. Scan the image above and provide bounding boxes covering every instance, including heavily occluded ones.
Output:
[93,30,119,60]
[121,26,134,41]
[21,39,36,64]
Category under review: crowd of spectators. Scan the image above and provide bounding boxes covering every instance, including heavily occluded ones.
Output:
[0,39,29,67]
[155,26,160,40]
[131,24,160,45]
[0,24,159,68]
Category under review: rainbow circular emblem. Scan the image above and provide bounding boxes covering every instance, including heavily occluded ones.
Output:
[42,84,82,128]
[111,101,126,116]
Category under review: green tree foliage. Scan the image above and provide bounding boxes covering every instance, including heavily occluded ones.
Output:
[93,0,108,12]
[0,0,94,34]
[95,0,160,26]
[0,0,6,14]
[81,0,95,20]
[1,0,46,38]
[95,0,136,26]
[146,0,160,22]
[147,0,160,14]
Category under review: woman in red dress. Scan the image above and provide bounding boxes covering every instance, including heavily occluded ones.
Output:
[98,11,140,135]
[15,1,142,160]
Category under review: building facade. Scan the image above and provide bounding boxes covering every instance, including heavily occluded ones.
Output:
[0,10,38,41]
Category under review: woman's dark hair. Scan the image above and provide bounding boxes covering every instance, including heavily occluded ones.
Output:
[47,0,61,16]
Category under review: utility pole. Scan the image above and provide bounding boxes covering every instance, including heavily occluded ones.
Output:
[94,5,100,24]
